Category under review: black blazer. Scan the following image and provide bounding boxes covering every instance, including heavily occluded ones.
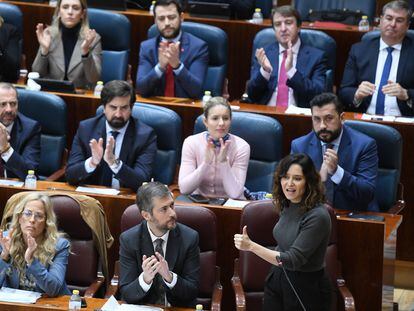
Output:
[6,113,41,180]
[119,221,200,307]
[65,114,157,191]
[339,36,414,116]
[0,22,20,82]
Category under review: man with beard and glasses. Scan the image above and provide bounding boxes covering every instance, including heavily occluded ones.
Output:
[339,0,414,117]
[119,182,200,307]
[291,93,379,211]
[66,80,157,191]
[136,0,209,99]
[247,5,327,108]
[0,83,40,180]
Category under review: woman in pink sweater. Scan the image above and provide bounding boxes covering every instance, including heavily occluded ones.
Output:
[179,97,250,199]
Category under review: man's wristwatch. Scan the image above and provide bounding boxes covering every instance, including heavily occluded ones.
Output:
[112,158,121,170]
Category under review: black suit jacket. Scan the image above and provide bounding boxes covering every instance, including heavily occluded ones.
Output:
[6,113,41,180]
[65,114,157,191]
[119,221,200,307]
[0,23,20,83]
[339,36,414,116]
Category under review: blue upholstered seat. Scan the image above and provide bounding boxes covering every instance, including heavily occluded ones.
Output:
[251,27,336,91]
[17,89,67,179]
[96,103,182,185]
[194,112,283,192]
[295,0,376,22]
[147,21,228,97]
[345,120,403,213]
[88,8,131,82]
[362,29,414,41]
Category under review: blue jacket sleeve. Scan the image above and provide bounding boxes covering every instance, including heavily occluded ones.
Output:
[26,238,70,297]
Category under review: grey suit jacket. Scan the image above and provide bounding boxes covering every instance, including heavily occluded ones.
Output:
[119,221,200,307]
[32,30,101,89]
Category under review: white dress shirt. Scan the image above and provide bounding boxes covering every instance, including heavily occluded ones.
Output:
[138,223,178,297]
[367,38,402,116]
[84,120,129,189]
[260,38,301,107]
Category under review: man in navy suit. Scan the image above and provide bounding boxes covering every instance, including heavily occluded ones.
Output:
[136,0,209,99]
[247,5,327,108]
[119,182,199,307]
[291,93,379,211]
[0,83,40,180]
[339,0,414,116]
[66,80,157,192]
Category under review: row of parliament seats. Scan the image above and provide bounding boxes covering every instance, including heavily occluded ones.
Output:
[15,86,405,213]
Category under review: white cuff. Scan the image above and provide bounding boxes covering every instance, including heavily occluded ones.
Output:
[138,272,152,292]
[1,146,14,162]
[85,157,97,173]
[331,165,344,184]
[260,67,271,81]
[163,271,177,289]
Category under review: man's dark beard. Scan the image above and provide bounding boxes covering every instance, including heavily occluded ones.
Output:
[315,128,341,143]
[161,25,180,39]
[108,118,127,129]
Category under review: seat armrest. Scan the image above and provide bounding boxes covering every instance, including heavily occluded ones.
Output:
[211,266,223,311]
[337,277,355,311]
[46,167,66,181]
[105,260,120,298]
[231,258,246,311]
[387,200,405,215]
[83,275,105,298]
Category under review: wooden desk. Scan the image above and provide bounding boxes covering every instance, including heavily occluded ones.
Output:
[0,295,193,310]
[0,181,402,310]
[5,0,364,98]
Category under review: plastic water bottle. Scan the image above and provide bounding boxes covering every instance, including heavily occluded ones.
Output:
[196,305,204,311]
[358,15,370,32]
[24,170,37,189]
[202,91,212,107]
[93,81,104,97]
[149,1,155,15]
[68,290,82,310]
[49,0,57,7]
[252,8,263,24]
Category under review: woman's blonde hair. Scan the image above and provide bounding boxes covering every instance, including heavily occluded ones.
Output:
[8,193,62,282]
[50,0,90,37]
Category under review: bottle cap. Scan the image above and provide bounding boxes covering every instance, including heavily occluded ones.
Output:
[362,15,368,18]
[97,81,103,85]
[28,170,34,175]
[152,0,155,3]
[73,289,79,295]
[265,193,273,199]
[196,305,203,310]
[255,8,261,12]
[204,91,211,95]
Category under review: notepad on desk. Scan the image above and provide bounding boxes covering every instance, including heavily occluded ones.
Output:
[0,287,41,304]
[285,106,312,116]
[223,198,250,208]
[75,186,120,195]
[0,179,24,187]
[102,295,163,311]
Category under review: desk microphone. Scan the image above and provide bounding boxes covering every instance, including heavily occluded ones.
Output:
[276,256,307,311]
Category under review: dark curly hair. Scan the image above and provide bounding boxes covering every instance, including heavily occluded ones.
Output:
[273,153,325,213]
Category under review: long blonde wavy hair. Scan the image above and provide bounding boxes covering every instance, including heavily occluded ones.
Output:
[8,193,62,281]
[49,0,90,38]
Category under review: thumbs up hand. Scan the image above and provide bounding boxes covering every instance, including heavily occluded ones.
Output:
[234,225,252,251]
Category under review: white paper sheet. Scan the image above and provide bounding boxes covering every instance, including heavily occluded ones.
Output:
[75,186,120,195]
[361,114,396,122]
[101,296,163,311]
[0,180,24,187]
[223,198,250,208]
[0,287,41,304]
[284,106,312,116]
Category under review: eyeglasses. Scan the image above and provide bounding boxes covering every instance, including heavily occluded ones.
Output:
[21,210,45,222]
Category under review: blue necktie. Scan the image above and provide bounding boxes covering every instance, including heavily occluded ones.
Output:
[323,143,335,205]
[376,47,394,115]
